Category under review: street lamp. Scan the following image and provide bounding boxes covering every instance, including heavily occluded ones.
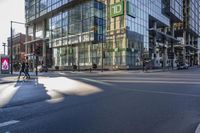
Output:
[2,42,6,55]
[101,3,105,72]
[10,20,26,74]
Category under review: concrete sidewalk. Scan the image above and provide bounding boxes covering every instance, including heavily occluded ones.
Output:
[0,75,18,84]
[0,78,48,108]
[0,76,103,108]
[54,68,172,76]
[0,73,38,84]
[54,65,200,76]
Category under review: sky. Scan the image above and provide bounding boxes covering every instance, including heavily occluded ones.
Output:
[0,0,25,54]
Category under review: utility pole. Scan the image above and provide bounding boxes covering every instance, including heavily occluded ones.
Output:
[10,21,13,74]
[101,3,104,72]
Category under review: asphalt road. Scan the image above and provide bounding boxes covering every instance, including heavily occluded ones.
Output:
[0,68,200,133]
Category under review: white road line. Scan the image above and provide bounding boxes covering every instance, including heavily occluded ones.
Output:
[101,80,200,85]
[0,120,20,128]
[124,88,200,98]
[97,77,200,81]
[81,78,112,86]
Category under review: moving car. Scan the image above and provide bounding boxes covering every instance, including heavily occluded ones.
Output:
[37,65,48,72]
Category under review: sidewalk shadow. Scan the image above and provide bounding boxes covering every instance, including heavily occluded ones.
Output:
[1,77,51,108]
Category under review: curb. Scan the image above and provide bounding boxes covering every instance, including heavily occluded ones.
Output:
[0,81,15,84]
[195,123,200,133]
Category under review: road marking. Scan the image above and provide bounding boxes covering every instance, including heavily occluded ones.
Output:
[101,80,200,85]
[124,88,200,98]
[81,78,112,86]
[0,120,20,128]
[98,77,200,81]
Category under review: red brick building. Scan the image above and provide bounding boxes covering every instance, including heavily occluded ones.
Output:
[7,33,27,71]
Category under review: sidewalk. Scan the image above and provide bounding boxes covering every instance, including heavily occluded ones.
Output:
[0,74,18,84]
[54,66,200,76]
[54,69,165,76]
[0,72,38,84]
[1,66,198,83]
[0,75,103,108]
[0,77,47,108]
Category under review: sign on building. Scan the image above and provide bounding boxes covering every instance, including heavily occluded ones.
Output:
[110,1,124,17]
[1,56,10,74]
[127,1,136,18]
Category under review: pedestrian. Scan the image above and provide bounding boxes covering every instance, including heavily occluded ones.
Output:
[24,62,30,79]
[18,61,26,80]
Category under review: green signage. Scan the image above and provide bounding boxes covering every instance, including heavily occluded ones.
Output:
[114,48,119,52]
[127,1,136,18]
[69,48,73,54]
[110,1,124,17]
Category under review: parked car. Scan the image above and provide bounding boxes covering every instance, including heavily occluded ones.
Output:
[177,63,189,70]
[38,65,48,72]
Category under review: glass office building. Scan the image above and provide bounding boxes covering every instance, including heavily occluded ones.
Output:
[25,0,106,69]
[173,0,200,66]
[24,0,198,70]
[183,0,200,65]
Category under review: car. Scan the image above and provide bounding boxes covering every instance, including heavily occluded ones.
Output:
[177,63,189,70]
[37,65,48,72]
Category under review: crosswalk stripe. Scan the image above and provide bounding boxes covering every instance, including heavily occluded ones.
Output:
[0,120,20,128]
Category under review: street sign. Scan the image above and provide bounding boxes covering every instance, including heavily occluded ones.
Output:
[114,48,119,52]
[1,56,10,74]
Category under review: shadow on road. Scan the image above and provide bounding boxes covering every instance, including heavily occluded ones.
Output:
[0,77,51,108]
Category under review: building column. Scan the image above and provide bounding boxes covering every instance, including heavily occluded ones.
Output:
[32,24,36,70]
[198,38,200,65]
[25,26,29,56]
[113,37,116,66]
[188,33,191,45]
[192,36,195,65]
[163,27,168,70]
[153,22,157,67]
[76,46,79,70]
[188,34,192,66]
[170,22,175,69]
[42,20,47,66]
[88,44,91,65]
[66,46,69,67]
[183,30,187,64]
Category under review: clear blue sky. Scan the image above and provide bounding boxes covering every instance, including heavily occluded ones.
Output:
[0,0,25,54]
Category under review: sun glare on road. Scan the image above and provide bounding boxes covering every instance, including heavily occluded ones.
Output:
[38,77,103,103]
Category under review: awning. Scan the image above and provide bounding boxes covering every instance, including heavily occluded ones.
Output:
[174,44,184,49]
[149,28,180,43]
[24,38,44,44]
[185,45,198,51]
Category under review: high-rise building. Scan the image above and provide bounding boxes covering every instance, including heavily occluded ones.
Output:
[24,0,199,70]
[183,0,200,66]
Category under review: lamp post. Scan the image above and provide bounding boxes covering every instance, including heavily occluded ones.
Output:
[10,20,26,74]
[101,3,105,72]
[2,43,6,55]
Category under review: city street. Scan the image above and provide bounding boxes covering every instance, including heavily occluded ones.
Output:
[0,68,200,133]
